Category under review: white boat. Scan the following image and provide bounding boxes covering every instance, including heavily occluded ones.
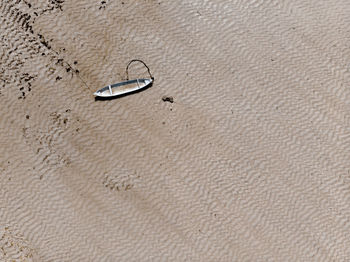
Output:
[94,78,153,98]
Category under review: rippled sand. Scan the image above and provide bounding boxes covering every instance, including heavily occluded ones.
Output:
[1,0,350,261]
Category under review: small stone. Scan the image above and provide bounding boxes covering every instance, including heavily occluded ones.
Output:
[162,96,174,103]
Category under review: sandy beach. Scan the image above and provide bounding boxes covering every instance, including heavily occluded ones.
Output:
[1,0,350,260]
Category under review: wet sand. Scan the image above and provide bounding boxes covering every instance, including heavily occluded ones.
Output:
[1,0,350,260]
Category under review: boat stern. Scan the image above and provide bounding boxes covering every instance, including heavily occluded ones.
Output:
[93,87,110,97]
[94,90,104,97]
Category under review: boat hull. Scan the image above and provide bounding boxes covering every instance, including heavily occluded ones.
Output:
[94,78,153,97]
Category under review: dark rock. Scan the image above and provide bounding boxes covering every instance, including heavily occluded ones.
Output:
[162,96,174,103]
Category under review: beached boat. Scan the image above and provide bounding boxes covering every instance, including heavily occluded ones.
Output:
[93,78,153,98]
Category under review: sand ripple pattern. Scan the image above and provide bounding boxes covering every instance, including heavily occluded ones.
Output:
[1,0,350,261]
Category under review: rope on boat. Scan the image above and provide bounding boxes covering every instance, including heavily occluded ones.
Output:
[126,59,154,81]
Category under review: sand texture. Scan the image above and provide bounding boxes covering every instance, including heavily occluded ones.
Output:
[1,0,350,261]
